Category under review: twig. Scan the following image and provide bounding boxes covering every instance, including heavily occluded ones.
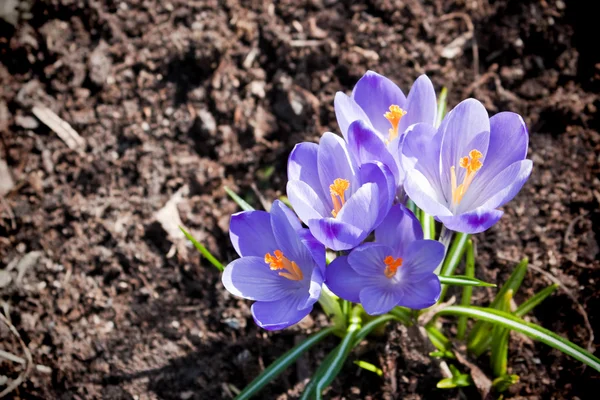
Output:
[0,312,33,398]
[32,105,86,151]
[439,12,479,81]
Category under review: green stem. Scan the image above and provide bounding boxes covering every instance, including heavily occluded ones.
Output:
[457,240,475,340]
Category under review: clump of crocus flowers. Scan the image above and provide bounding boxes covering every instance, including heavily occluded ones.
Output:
[223,71,532,329]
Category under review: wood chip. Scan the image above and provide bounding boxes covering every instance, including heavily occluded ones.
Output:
[32,105,86,151]
[0,158,15,197]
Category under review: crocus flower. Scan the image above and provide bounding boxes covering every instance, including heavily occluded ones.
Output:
[222,200,324,330]
[402,98,532,233]
[325,204,444,315]
[334,71,438,187]
[287,132,395,251]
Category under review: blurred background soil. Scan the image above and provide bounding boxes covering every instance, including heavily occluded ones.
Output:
[0,0,599,398]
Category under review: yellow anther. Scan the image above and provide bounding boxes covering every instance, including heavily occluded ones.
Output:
[383,104,407,142]
[451,148,484,206]
[264,250,304,281]
[329,178,350,218]
[384,255,403,279]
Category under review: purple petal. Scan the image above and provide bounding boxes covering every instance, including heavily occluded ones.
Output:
[359,285,402,315]
[229,211,277,257]
[299,266,324,310]
[347,120,400,184]
[402,240,445,280]
[307,217,366,251]
[439,99,491,203]
[404,169,453,218]
[298,228,327,274]
[375,204,423,255]
[336,182,382,233]
[222,256,298,301]
[351,71,407,137]
[251,294,313,331]
[287,180,329,222]
[397,75,437,133]
[334,92,375,140]
[347,243,393,278]
[324,255,362,303]
[461,160,533,213]
[438,208,504,234]
[356,163,395,228]
[396,275,441,310]
[270,200,315,275]
[401,122,439,175]
[288,142,326,200]
[317,132,360,205]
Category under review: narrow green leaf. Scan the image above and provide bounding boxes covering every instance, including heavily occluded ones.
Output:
[435,87,448,128]
[468,257,528,355]
[353,360,383,377]
[457,240,475,340]
[492,374,519,392]
[387,306,413,326]
[423,213,436,240]
[406,199,418,215]
[236,327,335,400]
[179,226,224,271]
[425,324,455,359]
[299,350,337,400]
[438,275,495,288]
[515,284,559,318]
[490,290,513,377]
[438,306,600,373]
[224,186,255,211]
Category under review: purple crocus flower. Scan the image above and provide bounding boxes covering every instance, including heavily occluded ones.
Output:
[325,204,444,315]
[222,200,324,330]
[334,71,438,187]
[402,98,533,233]
[287,132,395,251]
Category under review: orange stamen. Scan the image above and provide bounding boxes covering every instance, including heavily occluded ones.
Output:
[451,149,483,205]
[264,250,304,281]
[329,178,350,217]
[384,105,407,142]
[384,255,403,279]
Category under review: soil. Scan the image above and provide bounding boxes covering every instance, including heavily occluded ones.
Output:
[1,0,599,399]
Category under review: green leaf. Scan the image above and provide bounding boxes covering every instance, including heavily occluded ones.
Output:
[435,87,448,128]
[438,275,495,288]
[406,199,418,215]
[387,306,413,326]
[457,240,475,340]
[318,286,346,333]
[490,290,513,377]
[437,364,472,389]
[492,374,520,392]
[437,306,600,373]
[179,226,224,271]
[224,186,255,211]
[236,327,335,400]
[439,232,470,300]
[420,210,436,240]
[425,324,455,359]
[468,257,528,355]
[514,284,559,318]
[354,360,383,377]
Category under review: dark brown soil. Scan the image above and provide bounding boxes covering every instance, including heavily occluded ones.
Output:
[1,0,599,399]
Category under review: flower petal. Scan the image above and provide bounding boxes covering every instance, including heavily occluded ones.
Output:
[439,99,491,203]
[359,284,402,315]
[401,122,439,175]
[404,169,453,218]
[307,217,366,251]
[347,243,393,278]
[397,74,437,133]
[396,275,440,310]
[288,142,326,199]
[287,180,329,222]
[351,71,407,136]
[357,162,395,228]
[438,208,504,234]
[336,182,382,233]
[298,228,327,274]
[299,265,324,310]
[325,255,363,303]
[375,204,423,256]
[229,211,277,257]
[402,239,445,280]
[317,132,360,204]
[251,294,313,331]
[222,256,297,301]
[347,120,400,185]
[334,92,375,140]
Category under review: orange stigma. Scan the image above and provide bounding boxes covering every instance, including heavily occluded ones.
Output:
[329,178,350,217]
[384,255,403,278]
[384,105,407,142]
[451,149,483,206]
[264,250,304,281]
